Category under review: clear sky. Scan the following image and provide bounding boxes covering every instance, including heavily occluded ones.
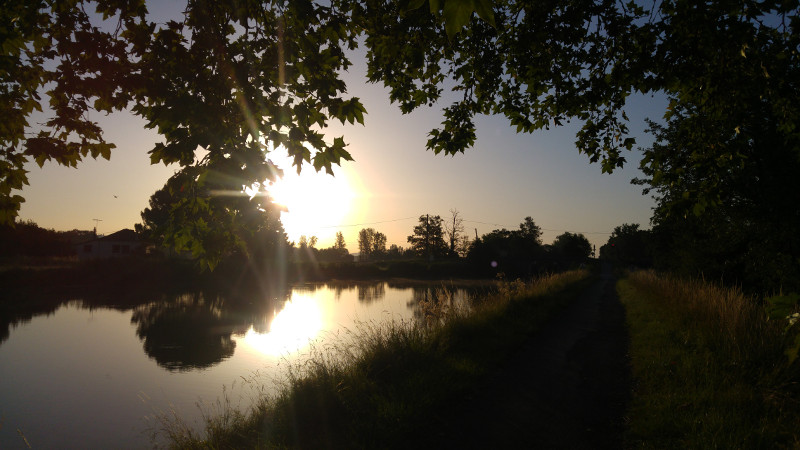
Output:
[17,40,666,254]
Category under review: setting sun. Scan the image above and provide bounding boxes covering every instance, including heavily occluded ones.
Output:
[267,152,361,247]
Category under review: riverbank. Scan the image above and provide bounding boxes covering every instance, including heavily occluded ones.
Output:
[159,269,594,448]
[160,266,800,448]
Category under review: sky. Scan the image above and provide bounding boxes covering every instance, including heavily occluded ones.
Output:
[16,12,668,254]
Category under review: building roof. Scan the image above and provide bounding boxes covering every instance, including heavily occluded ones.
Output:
[96,228,139,243]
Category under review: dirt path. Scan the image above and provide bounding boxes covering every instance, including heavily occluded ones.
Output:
[438,265,631,448]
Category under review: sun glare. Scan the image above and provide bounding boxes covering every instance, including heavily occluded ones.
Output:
[267,158,359,246]
[243,295,324,357]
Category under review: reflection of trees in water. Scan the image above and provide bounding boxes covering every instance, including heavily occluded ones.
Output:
[357,283,385,304]
[130,290,288,372]
[405,285,492,324]
[0,291,163,347]
[291,281,387,303]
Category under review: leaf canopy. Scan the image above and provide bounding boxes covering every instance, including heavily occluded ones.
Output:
[2,0,797,266]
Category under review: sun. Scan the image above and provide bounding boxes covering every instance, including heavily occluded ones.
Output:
[266,153,359,246]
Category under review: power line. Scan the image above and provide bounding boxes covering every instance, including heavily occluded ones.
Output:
[463,219,612,235]
[314,215,614,236]
[318,216,417,229]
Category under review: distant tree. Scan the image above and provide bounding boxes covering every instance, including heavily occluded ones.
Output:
[551,232,592,264]
[444,209,465,257]
[455,235,472,258]
[316,231,350,262]
[599,224,652,267]
[468,216,545,277]
[386,244,406,260]
[372,231,387,259]
[293,235,320,263]
[358,228,379,261]
[407,215,448,260]
[333,232,347,251]
[0,220,75,257]
[4,0,798,274]
[519,217,543,245]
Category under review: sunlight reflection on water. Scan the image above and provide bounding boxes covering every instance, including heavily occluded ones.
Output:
[243,294,324,357]
[0,281,488,449]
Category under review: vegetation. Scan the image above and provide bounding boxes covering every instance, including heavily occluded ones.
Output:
[159,269,591,448]
[0,219,92,260]
[598,223,652,269]
[357,227,388,261]
[640,107,800,292]
[619,270,800,448]
[467,216,546,277]
[550,231,592,263]
[406,214,449,260]
[5,0,796,267]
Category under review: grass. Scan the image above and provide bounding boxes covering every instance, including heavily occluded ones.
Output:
[158,269,591,449]
[619,270,800,448]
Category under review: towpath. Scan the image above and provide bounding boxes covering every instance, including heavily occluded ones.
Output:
[438,264,630,449]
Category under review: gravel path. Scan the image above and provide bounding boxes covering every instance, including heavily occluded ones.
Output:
[438,265,631,449]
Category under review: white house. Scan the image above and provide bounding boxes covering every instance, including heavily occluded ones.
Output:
[76,229,143,260]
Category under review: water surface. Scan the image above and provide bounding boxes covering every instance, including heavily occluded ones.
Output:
[0,281,480,448]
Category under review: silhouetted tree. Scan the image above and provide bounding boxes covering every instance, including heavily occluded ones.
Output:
[407,215,448,260]
[333,232,347,251]
[6,0,796,272]
[519,217,543,244]
[386,244,406,260]
[599,224,652,268]
[468,217,545,277]
[636,106,800,292]
[372,231,387,259]
[0,220,76,257]
[456,235,472,258]
[358,228,378,261]
[551,232,592,265]
[137,170,288,270]
[444,208,465,257]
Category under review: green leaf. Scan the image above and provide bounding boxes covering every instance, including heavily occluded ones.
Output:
[765,293,800,320]
[473,0,495,27]
[443,0,474,37]
[406,0,427,11]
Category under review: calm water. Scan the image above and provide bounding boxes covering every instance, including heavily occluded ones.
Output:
[0,281,480,449]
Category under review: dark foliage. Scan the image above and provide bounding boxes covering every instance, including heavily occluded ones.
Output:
[468,217,545,278]
[0,220,91,257]
[599,224,653,268]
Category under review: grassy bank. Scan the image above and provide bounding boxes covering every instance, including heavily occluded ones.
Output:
[619,270,800,447]
[160,269,591,448]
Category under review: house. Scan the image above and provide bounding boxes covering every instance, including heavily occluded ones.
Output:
[76,229,144,260]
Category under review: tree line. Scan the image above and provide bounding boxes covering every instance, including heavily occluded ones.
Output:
[4,0,796,272]
[284,211,593,278]
[0,220,95,259]
[600,218,800,295]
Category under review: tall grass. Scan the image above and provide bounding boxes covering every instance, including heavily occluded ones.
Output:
[160,270,590,449]
[620,270,800,448]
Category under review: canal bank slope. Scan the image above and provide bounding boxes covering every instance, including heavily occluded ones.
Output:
[436,264,630,449]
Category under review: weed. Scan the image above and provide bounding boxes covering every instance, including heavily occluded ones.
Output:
[160,270,590,448]
[621,270,800,448]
